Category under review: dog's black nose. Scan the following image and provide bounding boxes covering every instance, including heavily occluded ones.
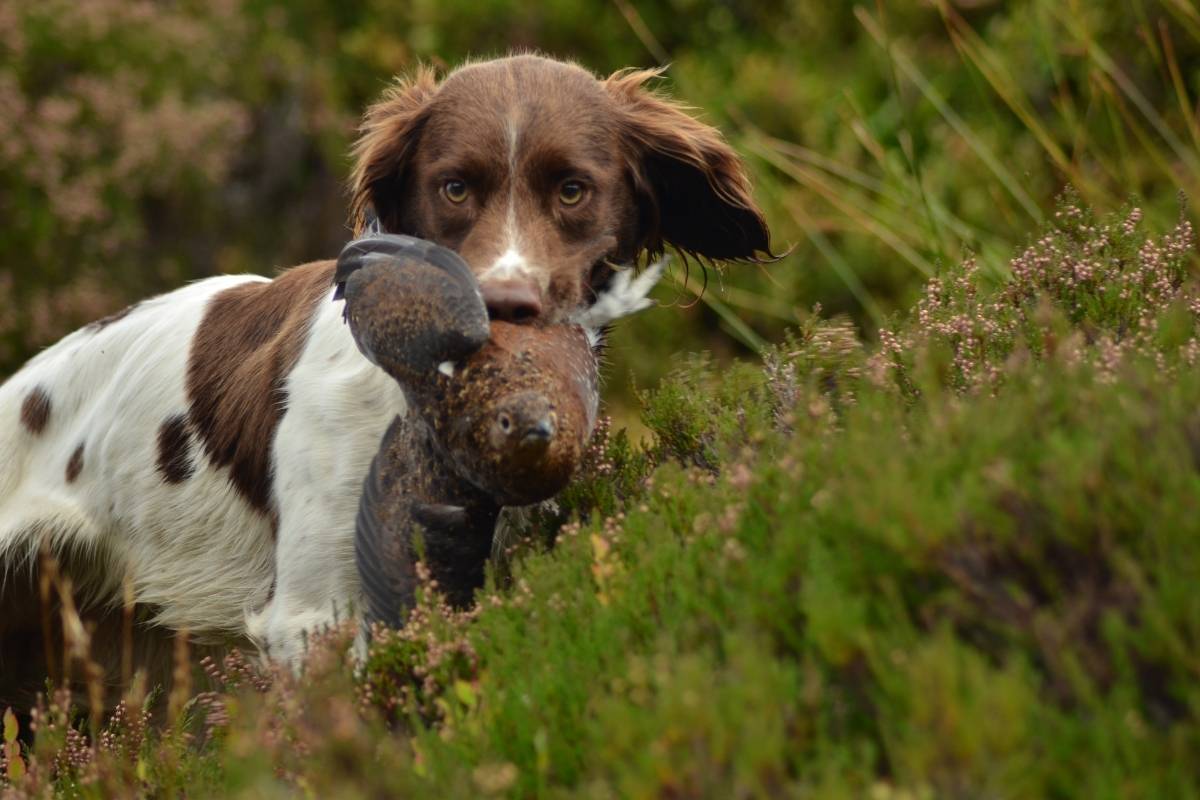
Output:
[480,278,543,322]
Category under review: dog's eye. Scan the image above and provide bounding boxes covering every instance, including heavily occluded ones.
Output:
[559,181,585,206]
[443,179,469,204]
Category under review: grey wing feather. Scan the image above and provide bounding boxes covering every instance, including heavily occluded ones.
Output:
[334,233,478,300]
[354,424,414,629]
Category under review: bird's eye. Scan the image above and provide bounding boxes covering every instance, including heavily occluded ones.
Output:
[559,181,585,206]
[443,179,469,204]
[498,413,512,433]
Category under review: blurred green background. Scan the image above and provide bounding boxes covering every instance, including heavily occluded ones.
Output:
[2,0,1197,415]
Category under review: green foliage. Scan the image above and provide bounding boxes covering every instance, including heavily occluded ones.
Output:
[874,194,1199,396]
[4,1,1200,796]
[4,0,1200,401]
[8,198,1200,799]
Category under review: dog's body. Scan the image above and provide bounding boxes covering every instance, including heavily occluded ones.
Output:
[0,55,770,676]
[0,261,394,665]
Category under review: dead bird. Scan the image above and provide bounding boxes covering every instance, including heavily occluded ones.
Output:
[336,234,601,627]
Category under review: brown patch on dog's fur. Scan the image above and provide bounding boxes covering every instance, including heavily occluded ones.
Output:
[350,64,439,234]
[186,261,334,516]
[603,67,772,264]
[156,415,194,484]
[20,386,51,434]
[65,443,84,483]
[349,55,773,321]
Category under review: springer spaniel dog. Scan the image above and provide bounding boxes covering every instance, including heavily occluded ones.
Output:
[0,55,771,679]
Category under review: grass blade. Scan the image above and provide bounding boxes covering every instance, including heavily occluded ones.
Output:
[856,6,1043,223]
[934,0,1107,204]
[1054,4,1200,178]
[1160,20,1200,153]
[750,138,936,277]
[667,267,769,353]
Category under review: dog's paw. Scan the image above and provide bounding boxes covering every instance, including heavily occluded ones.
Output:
[247,603,343,673]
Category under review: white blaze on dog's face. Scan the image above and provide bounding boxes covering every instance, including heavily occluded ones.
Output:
[350,54,773,324]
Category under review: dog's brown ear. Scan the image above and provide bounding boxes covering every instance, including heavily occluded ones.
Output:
[349,66,439,234]
[605,68,773,264]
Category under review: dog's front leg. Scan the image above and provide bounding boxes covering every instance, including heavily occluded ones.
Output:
[246,294,408,668]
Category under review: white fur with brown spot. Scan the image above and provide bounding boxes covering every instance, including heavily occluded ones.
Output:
[0,258,662,669]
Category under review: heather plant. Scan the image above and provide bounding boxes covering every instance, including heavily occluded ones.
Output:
[358,568,481,727]
[4,1,1200,406]
[4,1,1200,796]
[875,195,1200,396]
[6,200,1198,798]
[0,0,352,373]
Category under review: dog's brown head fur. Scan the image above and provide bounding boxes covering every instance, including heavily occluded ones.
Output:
[350,54,771,322]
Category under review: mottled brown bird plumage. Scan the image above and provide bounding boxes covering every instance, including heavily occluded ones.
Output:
[338,234,599,627]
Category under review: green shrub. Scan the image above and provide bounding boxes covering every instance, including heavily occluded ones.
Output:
[5,1,1200,794]
[9,197,1197,799]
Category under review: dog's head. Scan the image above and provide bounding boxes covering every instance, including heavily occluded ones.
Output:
[349,54,772,323]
